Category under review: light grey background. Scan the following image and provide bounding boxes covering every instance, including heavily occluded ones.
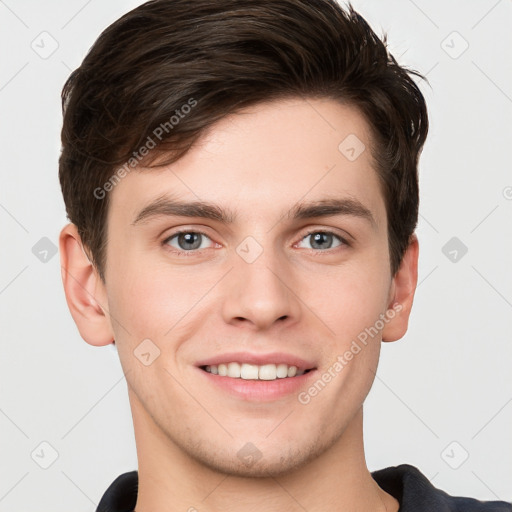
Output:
[1,0,511,510]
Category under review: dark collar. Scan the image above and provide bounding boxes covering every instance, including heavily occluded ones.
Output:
[95,463,512,512]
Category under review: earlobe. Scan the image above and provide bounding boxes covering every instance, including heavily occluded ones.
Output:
[382,234,419,342]
[59,223,114,346]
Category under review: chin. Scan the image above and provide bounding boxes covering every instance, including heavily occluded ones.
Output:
[183,434,330,479]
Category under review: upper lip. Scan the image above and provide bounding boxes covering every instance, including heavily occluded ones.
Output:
[196,351,317,372]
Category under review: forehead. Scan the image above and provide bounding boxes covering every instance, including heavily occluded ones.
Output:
[108,97,386,229]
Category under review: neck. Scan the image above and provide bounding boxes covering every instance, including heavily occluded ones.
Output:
[129,390,398,512]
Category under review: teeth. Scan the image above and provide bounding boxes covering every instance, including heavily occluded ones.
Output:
[258,364,277,380]
[227,362,241,378]
[203,362,307,380]
[276,363,288,378]
[241,363,259,380]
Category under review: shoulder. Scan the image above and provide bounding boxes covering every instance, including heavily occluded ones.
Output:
[371,464,512,512]
[96,470,138,512]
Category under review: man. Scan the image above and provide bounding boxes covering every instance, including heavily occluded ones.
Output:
[58,0,512,510]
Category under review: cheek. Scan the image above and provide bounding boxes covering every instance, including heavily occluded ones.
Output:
[302,259,391,342]
[106,260,221,349]
[107,274,167,340]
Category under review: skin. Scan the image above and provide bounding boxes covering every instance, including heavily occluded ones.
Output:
[60,97,418,512]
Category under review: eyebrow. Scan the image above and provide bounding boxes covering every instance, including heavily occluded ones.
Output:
[131,194,376,228]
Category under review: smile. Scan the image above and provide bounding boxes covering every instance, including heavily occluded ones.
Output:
[201,362,312,380]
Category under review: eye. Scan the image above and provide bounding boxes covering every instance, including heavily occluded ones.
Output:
[164,230,214,252]
[297,231,346,251]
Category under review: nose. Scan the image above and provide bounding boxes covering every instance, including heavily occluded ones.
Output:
[221,245,301,331]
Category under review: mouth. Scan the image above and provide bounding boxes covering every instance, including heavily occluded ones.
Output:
[200,362,314,381]
[196,353,318,401]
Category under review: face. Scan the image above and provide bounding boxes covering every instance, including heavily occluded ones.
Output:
[100,98,400,476]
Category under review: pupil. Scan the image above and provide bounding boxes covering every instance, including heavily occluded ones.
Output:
[179,233,201,250]
[311,232,332,249]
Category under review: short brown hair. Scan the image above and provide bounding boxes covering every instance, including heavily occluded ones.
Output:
[59,0,428,281]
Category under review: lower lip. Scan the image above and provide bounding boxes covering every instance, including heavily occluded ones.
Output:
[197,367,317,401]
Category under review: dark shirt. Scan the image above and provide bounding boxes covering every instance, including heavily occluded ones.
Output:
[96,463,512,511]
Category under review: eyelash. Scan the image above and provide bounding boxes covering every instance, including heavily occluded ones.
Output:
[162,229,214,257]
[162,228,350,257]
[297,229,350,251]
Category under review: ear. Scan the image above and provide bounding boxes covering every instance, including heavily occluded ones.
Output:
[381,234,419,342]
[59,223,114,346]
